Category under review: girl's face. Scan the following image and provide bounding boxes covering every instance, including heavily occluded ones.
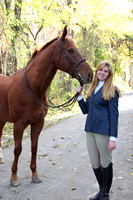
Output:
[97,65,109,81]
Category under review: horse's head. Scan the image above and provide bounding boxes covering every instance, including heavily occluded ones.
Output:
[56,26,93,86]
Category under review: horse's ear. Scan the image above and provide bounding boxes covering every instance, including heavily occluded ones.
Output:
[61,25,67,41]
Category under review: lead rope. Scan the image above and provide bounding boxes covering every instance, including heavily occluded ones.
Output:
[47,92,79,111]
[24,65,79,110]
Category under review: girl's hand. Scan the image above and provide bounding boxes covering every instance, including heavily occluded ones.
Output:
[108,140,116,151]
[76,86,83,95]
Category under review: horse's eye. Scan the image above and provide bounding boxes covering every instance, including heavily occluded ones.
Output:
[68,49,74,53]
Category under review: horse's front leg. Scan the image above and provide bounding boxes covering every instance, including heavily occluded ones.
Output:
[30,119,44,183]
[0,122,6,164]
[10,122,25,187]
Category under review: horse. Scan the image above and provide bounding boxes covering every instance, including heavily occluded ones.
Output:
[0,26,93,187]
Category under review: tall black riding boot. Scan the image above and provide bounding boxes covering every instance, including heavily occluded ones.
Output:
[100,163,113,200]
[89,166,103,200]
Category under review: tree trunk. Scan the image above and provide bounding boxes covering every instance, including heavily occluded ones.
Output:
[129,62,133,87]
[5,0,23,75]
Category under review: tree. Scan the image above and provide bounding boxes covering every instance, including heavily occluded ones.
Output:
[72,0,133,79]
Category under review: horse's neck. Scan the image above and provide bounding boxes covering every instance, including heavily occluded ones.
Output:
[27,58,57,99]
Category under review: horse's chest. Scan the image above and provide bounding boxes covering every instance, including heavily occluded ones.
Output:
[28,106,47,121]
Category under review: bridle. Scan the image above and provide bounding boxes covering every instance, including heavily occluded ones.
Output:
[57,38,86,87]
[24,37,86,110]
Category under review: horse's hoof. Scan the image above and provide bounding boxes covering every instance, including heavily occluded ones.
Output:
[10,179,21,187]
[32,176,42,183]
[0,157,5,164]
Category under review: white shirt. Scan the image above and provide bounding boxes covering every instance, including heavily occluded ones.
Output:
[94,81,104,94]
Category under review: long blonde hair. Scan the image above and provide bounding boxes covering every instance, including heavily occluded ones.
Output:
[87,61,121,100]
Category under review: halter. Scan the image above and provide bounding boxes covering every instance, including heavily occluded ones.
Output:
[57,38,86,86]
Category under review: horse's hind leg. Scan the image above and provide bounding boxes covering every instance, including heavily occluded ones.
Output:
[10,122,25,187]
[0,122,6,164]
[30,119,44,183]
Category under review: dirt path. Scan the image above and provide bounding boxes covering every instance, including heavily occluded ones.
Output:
[0,93,133,200]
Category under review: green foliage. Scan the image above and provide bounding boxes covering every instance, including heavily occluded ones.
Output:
[94,46,110,67]
[47,71,79,101]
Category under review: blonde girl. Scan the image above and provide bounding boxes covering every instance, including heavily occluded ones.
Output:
[76,60,121,200]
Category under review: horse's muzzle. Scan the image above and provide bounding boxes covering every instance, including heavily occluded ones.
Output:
[78,71,93,86]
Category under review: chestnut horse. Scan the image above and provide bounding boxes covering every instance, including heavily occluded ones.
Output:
[0,26,93,186]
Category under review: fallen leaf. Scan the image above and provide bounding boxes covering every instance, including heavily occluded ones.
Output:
[118,176,123,180]
[71,187,76,191]
[117,187,122,190]
[12,188,19,193]
[49,158,55,161]
[52,162,56,165]
[110,190,114,193]
[118,171,124,174]
[73,168,77,172]
[25,174,30,179]
[127,159,132,163]
[38,154,48,159]
[53,144,60,148]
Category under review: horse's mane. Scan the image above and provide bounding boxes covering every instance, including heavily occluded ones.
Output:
[27,36,59,65]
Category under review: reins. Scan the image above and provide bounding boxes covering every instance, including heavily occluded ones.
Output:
[24,65,79,110]
[47,93,79,110]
